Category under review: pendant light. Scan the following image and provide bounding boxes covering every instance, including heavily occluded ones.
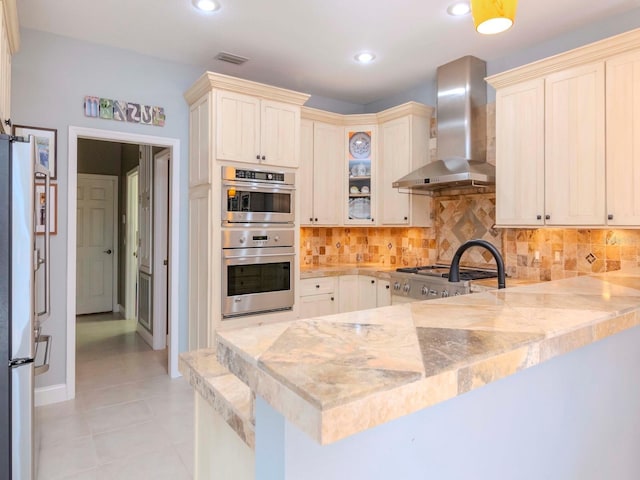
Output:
[471,0,517,35]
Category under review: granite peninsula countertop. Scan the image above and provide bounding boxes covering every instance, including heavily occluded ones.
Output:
[215,269,640,445]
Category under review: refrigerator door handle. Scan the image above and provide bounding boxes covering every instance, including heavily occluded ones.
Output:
[34,160,50,322]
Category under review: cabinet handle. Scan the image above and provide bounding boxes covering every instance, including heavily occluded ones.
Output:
[536,215,542,220]
[608,214,614,220]
[545,214,551,220]
[314,218,318,222]
[316,284,320,288]
[309,217,313,222]
[371,218,374,222]
[371,279,375,284]
[4,118,11,127]
[385,284,390,289]
[256,154,260,160]
[330,297,334,301]
[261,155,266,161]
[404,217,408,221]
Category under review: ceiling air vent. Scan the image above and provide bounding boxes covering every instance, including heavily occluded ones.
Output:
[215,52,249,65]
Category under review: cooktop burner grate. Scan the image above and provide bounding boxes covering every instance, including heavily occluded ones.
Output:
[395,265,499,281]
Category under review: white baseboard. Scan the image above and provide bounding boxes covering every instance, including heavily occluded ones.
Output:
[35,383,71,407]
[115,304,125,314]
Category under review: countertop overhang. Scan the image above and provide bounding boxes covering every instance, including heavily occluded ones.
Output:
[215,270,640,445]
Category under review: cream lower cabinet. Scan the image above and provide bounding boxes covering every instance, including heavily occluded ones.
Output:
[376,279,391,307]
[606,49,640,226]
[378,104,433,227]
[299,277,338,319]
[357,275,378,310]
[215,89,305,168]
[299,117,343,225]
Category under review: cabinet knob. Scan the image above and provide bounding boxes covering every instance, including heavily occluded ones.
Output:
[316,284,320,288]
[309,217,313,222]
[385,284,390,289]
[4,119,11,127]
[404,217,408,221]
[261,155,266,161]
[608,214,614,220]
[536,215,542,220]
[545,214,551,220]
[371,279,375,284]
[314,218,318,222]
[371,218,374,222]
[330,297,334,301]
[256,154,260,160]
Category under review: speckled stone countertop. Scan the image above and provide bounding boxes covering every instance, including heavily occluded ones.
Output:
[216,270,640,445]
[179,348,255,448]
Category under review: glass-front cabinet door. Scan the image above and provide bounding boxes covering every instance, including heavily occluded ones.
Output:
[345,126,377,224]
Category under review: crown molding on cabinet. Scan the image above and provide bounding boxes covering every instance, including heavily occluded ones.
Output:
[300,106,344,124]
[4,0,20,53]
[487,27,640,89]
[184,71,311,106]
[375,101,433,123]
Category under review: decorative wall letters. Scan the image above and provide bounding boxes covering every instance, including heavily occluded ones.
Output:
[84,95,165,127]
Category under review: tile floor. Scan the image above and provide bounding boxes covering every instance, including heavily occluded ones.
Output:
[35,312,194,480]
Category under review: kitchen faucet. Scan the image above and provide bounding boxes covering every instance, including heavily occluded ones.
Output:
[448,239,506,289]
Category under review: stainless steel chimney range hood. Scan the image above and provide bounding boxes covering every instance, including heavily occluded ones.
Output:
[393,55,494,191]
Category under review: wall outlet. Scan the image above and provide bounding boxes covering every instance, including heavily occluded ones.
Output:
[554,251,562,263]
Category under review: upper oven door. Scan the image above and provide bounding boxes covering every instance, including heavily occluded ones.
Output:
[222,246,295,318]
[222,180,295,224]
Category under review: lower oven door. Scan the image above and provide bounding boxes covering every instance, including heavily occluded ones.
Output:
[222,246,295,318]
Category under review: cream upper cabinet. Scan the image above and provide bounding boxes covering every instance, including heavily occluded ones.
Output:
[379,105,432,227]
[606,50,640,226]
[544,62,605,226]
[215,90,301,168]
[299,119,314,224]
[300,115,344,226]
[495,79,545,226]
[345,125,377,225]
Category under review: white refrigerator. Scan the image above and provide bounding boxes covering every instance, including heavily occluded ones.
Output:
[1,133,52,480]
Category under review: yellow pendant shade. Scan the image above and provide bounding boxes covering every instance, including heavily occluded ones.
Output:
[471,0,518,35]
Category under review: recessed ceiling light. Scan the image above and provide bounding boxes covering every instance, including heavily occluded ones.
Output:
[447,2,470,16]
[192,0,220,12]
[354,52,376,64]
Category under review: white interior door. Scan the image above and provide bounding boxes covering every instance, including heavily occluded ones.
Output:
[152,149,169,350]
[137,146,154,345]
[125,168,139,320]
[76,174,117,315]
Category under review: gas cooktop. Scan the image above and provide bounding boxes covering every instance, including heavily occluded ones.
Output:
[395,265,499,281]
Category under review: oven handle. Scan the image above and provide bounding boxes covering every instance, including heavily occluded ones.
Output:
[223,252,295,260]
[223,180,295,192]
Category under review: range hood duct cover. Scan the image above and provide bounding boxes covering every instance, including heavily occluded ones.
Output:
[393,55,494,191]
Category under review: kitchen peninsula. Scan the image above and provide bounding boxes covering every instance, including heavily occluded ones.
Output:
[182,270,640,479]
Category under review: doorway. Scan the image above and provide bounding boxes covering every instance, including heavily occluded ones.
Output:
[125,168,139,321]
[66,127,181,401]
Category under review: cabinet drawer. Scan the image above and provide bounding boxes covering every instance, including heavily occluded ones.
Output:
[299,277,336,296]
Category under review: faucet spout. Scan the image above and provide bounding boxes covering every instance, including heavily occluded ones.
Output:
[448,239,506,289]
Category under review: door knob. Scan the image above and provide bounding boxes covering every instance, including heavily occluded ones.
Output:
[103,249,112,254]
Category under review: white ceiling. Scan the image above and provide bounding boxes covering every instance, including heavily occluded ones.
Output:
[16,0,640,105]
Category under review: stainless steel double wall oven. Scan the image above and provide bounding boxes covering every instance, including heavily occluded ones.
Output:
[221,166,295,318]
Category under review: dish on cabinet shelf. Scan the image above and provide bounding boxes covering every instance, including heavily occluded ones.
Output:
[350,185,360,194]
[361,185,370,194]
[348,132,371,159]
[348,198,371,219]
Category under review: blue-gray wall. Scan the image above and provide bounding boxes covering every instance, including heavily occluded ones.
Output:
[13,28,203,388]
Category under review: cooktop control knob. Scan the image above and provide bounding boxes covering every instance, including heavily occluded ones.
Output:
[403,283,411,294]
[421,286,428,296]
[441,290,449,298]
[393,282,401,291]
[273,235,279,242]
[238,237,246,244]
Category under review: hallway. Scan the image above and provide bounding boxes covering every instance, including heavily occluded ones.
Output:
[36,313,194,479]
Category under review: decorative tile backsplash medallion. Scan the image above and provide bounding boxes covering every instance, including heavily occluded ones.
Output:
[434,192,500,268]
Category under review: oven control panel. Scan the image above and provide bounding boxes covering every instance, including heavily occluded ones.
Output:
[222,166,294,185]
[222,229,295,249]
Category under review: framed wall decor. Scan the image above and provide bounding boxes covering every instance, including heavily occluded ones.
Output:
[35,182,57,235]
[13,125,58,179]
